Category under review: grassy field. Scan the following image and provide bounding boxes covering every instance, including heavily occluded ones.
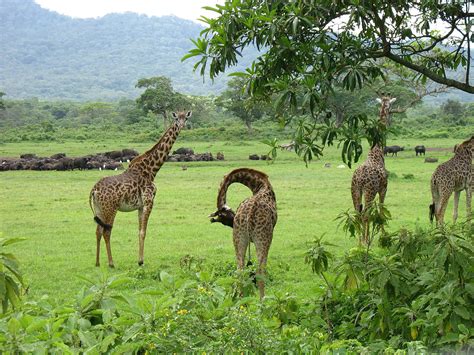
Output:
[0,137,469,302]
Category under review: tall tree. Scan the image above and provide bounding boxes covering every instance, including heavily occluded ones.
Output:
[216,77,268,132]
[185,0,474,165]
[135,77,191,125]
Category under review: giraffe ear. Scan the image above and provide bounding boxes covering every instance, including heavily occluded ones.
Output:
[172,112,178,119]
[186,111,192,118]
[389,98,397,103]
[376,98,382,104]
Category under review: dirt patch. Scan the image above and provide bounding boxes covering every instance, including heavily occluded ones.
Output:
[425,147,453,152]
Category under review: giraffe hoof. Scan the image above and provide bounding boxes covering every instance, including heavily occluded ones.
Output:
[95,263,100,267]
[108,264,115,268]
[138,261,144,266]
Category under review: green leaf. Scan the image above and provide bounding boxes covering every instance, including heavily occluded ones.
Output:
[454,305,471,320]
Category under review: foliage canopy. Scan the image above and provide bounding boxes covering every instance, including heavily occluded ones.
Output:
[185,0,474,164]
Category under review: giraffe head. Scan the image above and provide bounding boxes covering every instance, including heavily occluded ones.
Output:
[171,111,192,128]
[209,205,235,228]
[376,93,396,125]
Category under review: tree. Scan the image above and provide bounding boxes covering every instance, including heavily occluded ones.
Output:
[441,99,465,117]
[135,76,191,125]
[0,91,5,110]
[185,0,474,164]
[216,77,268,132]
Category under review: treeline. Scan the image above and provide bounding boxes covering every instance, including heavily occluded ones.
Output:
[0,97,472,145]
[0,96,291,143]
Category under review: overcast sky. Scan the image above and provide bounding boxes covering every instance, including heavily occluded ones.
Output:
[34,0,224,22]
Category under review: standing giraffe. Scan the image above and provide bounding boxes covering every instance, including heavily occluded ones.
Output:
[209,168,277,299]
[430,136,473,226]
[351,144,388,244]
[89,111,192,267]
[376,93,396,126]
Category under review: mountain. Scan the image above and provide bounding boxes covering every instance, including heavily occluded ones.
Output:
[0,0,257,100]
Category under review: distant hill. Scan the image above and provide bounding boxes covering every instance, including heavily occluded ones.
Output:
[0,0,257,100]
[0,0,472,103]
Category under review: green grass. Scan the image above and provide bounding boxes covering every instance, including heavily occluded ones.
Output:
[0,137,470,302]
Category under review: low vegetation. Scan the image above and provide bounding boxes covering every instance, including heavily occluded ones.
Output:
[0,137,472,352]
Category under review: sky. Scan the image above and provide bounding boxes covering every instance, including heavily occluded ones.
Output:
[34,0,224,22]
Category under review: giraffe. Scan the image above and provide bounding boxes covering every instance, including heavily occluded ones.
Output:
[209,168,277,299]
[351,144,388,244]
[89,111,192,267]
[429,136,473,226]
[376,93,396,127]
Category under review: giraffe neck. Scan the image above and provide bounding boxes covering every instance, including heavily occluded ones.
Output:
[379,103,390,126]
[217,168,274,209]
[128,121,183,179]
[367,145,385,166]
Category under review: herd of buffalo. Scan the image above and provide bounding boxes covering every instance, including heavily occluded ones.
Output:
[0,147,223,172]
[383,145,427,156]
[0,144,443,172]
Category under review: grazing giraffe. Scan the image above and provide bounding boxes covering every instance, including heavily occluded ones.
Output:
[209,168,277,299]
[429,136,473,226]
[89,111,192,267]
[351,144,388,244]
[376,93,396,126]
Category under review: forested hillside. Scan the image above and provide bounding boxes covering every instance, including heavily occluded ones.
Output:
[0,0,256,100]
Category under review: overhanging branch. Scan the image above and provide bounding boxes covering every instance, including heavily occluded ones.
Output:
[385,52,474,93]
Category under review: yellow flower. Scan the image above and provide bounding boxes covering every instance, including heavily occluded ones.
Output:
[177,309,189,315]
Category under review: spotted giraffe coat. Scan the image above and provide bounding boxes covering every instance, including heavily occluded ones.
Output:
[430,136,473,225]
[210,168,277,299]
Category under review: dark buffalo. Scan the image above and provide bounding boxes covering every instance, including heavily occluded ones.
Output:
[56,157,74,171]
[20,153,37,160]
[50,153,66,159]
[73,157,90,170]
[105,150,123,161]
[415,145,426,156]
[122,148,139,158]
[384,145,405,156]
[173,147,194,155]
[249,154,260,160]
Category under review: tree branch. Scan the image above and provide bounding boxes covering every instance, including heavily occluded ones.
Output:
[385,52,474,93]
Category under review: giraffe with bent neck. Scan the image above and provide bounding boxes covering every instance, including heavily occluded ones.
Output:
[209,168,277,299]
[89,111,192,267]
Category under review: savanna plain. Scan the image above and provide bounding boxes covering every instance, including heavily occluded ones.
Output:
[0,137,466,301]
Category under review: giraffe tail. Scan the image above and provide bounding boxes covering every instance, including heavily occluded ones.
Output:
[94,217,112,231]
[429,203,435,223]
[89,190,112,231]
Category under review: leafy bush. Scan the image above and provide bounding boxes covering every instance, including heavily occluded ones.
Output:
[0,222,472,352]
[0,238,24,313]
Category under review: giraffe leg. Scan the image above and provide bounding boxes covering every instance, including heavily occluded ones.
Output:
[103,228,114,268]
[95,225,103,267]
[436,194,451,227]
[351,179,362,212]
[233,226,248,270]
[137,204,153,266]
[466,186,472,226]
[453,190,461,223]
[362,191,377,245]
[254,229,272,300]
